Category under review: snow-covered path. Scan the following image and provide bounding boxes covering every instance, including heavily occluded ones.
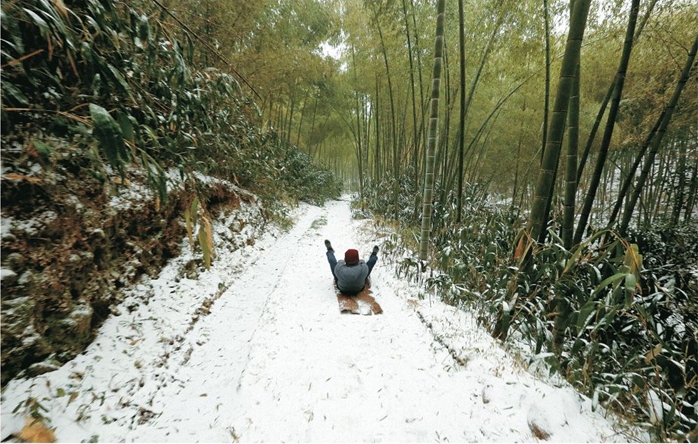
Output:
[1,198,633,442]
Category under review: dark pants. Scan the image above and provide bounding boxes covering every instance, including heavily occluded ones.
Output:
[326,250,377,278]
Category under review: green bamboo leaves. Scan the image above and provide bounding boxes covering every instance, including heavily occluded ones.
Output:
[89,103,130,177]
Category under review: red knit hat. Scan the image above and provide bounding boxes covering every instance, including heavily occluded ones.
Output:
[344,249,359,265]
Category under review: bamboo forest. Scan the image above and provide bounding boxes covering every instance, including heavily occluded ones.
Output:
[1,0,697,442]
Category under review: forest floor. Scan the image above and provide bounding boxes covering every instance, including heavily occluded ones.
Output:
[1,196,643,442]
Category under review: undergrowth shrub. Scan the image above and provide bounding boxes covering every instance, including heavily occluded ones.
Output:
[361,181,697,441]
[362,168,422,224]
[1,0,339,208]
[270,139,342,205]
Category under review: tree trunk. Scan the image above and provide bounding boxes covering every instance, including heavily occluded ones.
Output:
[651,147,669,222]
[574,0,640,244]
[456,0,466,223]
[418,0,446,263]
[528,0,591,245]
[608,112,663,225]
[685,158,698,222]
[437,39,452,207]
[410,0,427,188]
[620,31,698,233]
[307,94,319,155]
[286,83,297,145]
[577,79,613,185]
[374,77,382,183]
[542,0,551,164]
[577,0,657,184]
[671,139,687,226]
[352,47,365,206]
[562,62,580,250]
[363,94,372,182]
[513,102,526,206]
[402,0,419,181]
[375,13,399,218]
[295,88,309,147]
[465,7,505,126]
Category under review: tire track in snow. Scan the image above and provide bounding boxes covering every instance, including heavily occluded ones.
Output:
[229,203,329,393]
[120,203,328,442]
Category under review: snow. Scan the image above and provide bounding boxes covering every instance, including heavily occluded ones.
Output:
[647,390,662,425]
[1,196,638,442]
[1,217,13,239]
[0,268,17,283]
[2,210,58,238]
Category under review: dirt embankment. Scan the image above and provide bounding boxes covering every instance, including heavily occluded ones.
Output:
[1,141,253,386]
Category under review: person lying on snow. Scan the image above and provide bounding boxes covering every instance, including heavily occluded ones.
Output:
[324,239,379,295]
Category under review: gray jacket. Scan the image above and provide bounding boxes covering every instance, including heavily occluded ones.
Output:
[335,259,369,294]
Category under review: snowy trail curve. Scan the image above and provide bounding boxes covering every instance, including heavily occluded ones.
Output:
[1,198,631,443]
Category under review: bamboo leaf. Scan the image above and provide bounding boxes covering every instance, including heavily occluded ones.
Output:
[645,344,662,362]
[624,243,643,276]
[141,124,159,144]
[3,173,42,184]
[89,103,128,175]
[107,63,133,100]
[12,399,25,414]
[624,272,637,307]
[204,216,215,260]
[2,82,30,105]
[563,229,610,274]
[513,231,530,261]
[197,224,211,269]
[23,9,50,34]
[590,307,618,334]
[138,14,150,43]
[139,150,166,204]
[190,197,199,227]
[184,208,193,248]
[592,272,626,297]
[571,337,586,354]
[37,0,70,45]
[117,112,135,143]
[51,0,69,20]
[576,299,598,333]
